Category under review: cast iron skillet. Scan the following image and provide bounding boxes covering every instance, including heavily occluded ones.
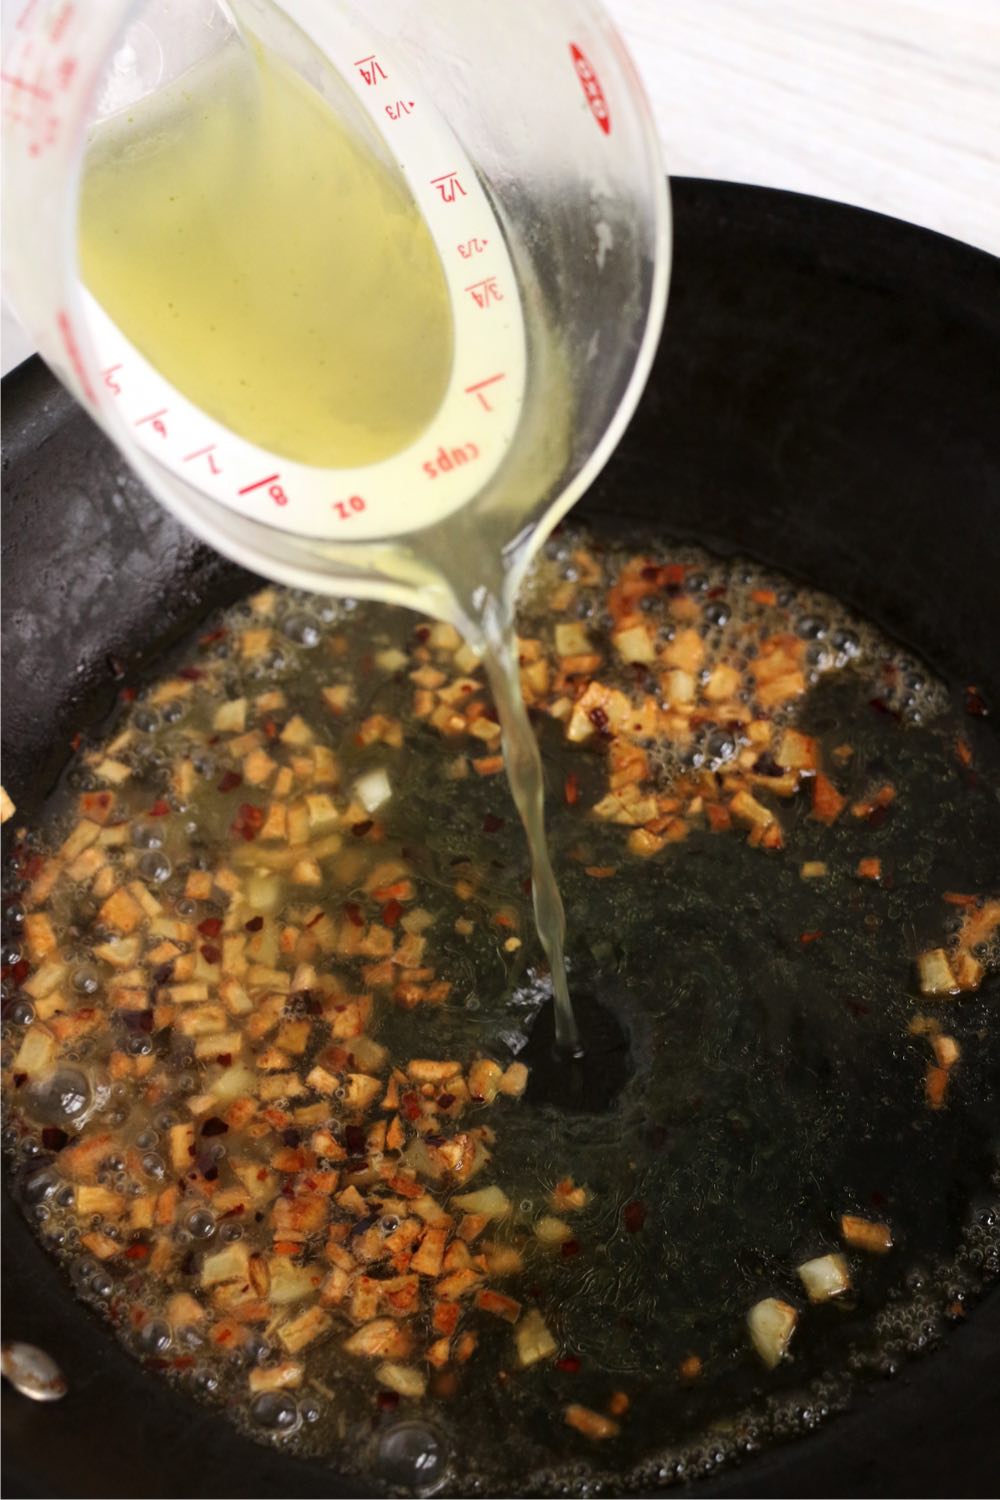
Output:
[3,180,999,1498]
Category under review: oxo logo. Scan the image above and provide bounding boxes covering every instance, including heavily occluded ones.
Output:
[568,42,610,135]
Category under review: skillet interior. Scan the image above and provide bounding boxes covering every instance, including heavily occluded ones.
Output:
[2,179,999,1497]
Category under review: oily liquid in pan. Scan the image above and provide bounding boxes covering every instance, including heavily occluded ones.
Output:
[77,32,581,1054]
[3,532,998,1495]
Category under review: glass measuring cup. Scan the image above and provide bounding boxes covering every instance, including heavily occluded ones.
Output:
[2,0,670,618]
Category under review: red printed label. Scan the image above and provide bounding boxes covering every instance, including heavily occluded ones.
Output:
[568,43,610,135]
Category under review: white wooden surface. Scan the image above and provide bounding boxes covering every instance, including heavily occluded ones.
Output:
[2,0,998,373]
[605,0,1000,255]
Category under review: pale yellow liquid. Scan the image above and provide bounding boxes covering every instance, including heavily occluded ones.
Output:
[78,43,454,467]
[78,33,579,1052]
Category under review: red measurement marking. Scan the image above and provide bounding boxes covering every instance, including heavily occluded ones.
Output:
[465,373,506,411]
[331,495,367,520]
[457,237,488,259]
[423,441,480,480]
[56,56,76,90]
[135,408,168,438]
[183,443,222,475]
[102,363,122,396]
[239,473,288,506]
[568,42,611,134]
[464,276,503,309]
[55,308,96,403]
[430,170,466,204]
[16,1,41,31]
[1,72,51,101]
[49,3,75,45]
[385,99,415,121]
[354,53,387,87]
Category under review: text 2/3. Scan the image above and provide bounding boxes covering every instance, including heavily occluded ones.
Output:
[332,495,367,520]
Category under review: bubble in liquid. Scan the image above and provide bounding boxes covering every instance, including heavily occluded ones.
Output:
[377,1422,448,1493]
[705,730,737,767]
[72,967,100,995]
[9,998,34,1025]
[136,1320,171,1355]
[142,1152,166,1179]
[138,850,172,884]
[160,700,185,724]
[21,1164,60,1204]
[250,1391,299,1431]
[132,823,164,850]
[832,628,861,659]
[796,615,827,639]
[132,706,160,733]
[27,1067,92,1127]
[187,1208,216,1240]
[281,612,321,648]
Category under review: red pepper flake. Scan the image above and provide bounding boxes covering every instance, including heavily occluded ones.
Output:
[560,1238,582,1259]
[437,1092,456,1110]
[197,917,223,939]
[5,958,30,986]
[623,1199,647,1233]
[555,1355,581,1373]
[244,915,264,932]
[231,803,264,841]
[965,685,989,718]
[41,1126,69,1152]
[217,770,243,793]
[401,1091,423,1122]
[200,1116,228,1137]
[343,901,365,928]
[177,666,203,682]
[799,930,824,945]
[588,705,609,732]
[377,1390,400,1411]
[482,813,505,833]
[262,718,279,740]
[351,819,374,838]
[198,627,227,648]
[200,944,221,965]
[148,799,171,817]
[564,772,581,806]
[125,1243,150,1260]
[414,625,431,643]
[216,1052,233,1067]
[70,731,83,752]
[119,686,137,703]
[662,562,687,587]
[955,738,973,767]
[381,899,403,928]
[172,1356,195,1370]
